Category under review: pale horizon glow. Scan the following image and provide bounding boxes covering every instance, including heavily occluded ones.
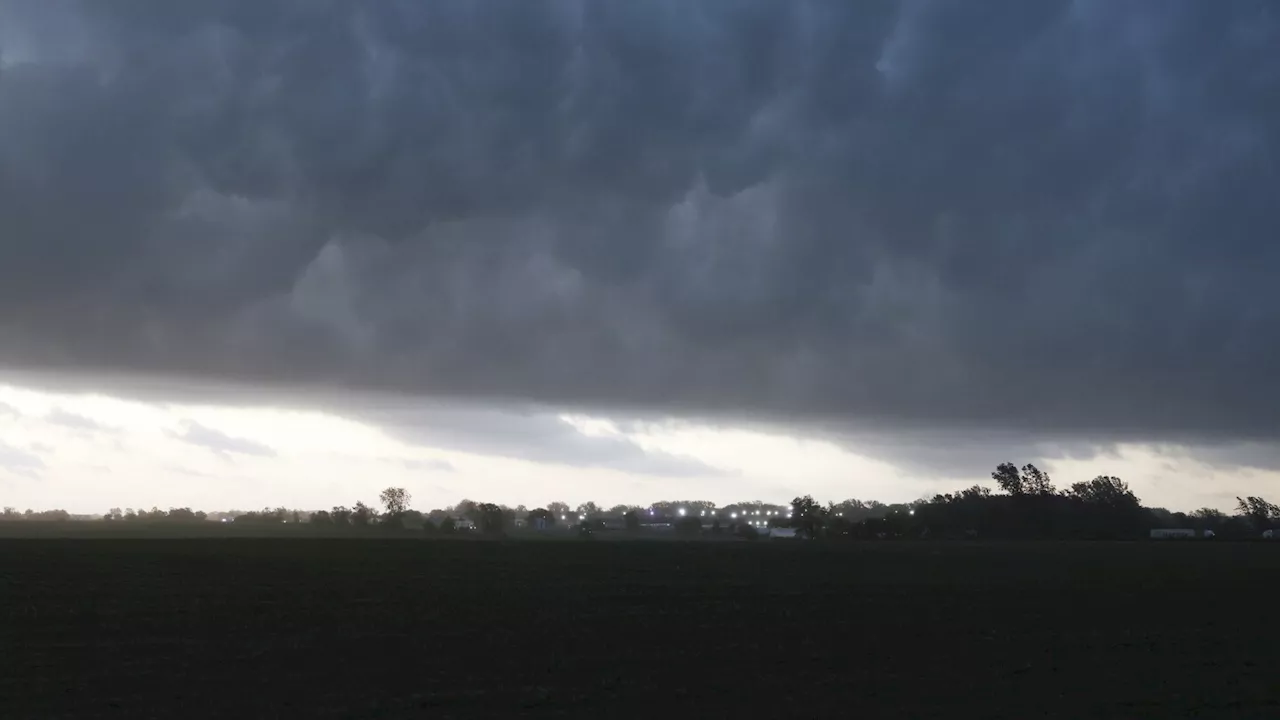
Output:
[0,382,1264,516]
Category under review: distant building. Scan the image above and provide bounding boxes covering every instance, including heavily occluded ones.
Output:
[1150,528,1197,539]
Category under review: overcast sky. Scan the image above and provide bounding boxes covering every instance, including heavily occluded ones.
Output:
[1,1,1277,513]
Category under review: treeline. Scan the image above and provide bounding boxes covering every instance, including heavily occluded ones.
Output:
[5,463,1277,540]
[885,464,1279,540]
[2,507,74,522]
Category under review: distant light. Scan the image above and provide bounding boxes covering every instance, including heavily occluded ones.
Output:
[700,510,705,516]
[678,508,687,516]
[909,509,915,516]
[560,514,566,520]
[731,512,738,519]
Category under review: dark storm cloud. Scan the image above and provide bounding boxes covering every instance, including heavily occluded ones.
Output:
[2,0,1280,449]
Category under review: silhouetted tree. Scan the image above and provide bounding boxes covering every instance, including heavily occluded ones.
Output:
[1236,496,1279,531]
[1068,476,1142,538]
[547,501,571,520]
[992,462,1024,495]
[1020,464,1056,496]
[380,487,410,516]
[351,502,374,527]
[1069,476,1134,507]
[1189,507,1227,535]
[790,495,825,536]
[476,503,505,535]
[624,511,640,532]
[234,507,290,524]
[330,506,352,526]
[439,516,457,534]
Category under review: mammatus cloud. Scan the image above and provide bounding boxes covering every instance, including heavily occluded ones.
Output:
[171,420,276,459]
[1,1,1279,457]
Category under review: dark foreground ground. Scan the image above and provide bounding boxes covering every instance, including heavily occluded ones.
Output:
[3,539,1278,718]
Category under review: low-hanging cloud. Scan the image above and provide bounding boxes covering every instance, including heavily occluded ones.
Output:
[0,439,44,477]
[171,419,276,459]
[44,408,111,433]
[1,0,1279,453]
[355,401,729,478]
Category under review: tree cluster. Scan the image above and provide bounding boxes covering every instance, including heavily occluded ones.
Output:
[10,472,1278,542]
[780,465,1278,541]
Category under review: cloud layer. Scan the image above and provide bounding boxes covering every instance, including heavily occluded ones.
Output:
[2,1,1279,446]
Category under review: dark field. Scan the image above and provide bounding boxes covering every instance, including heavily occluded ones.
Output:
[4,540,1278,718]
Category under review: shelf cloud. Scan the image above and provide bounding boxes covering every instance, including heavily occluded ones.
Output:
[1,0,1278,453]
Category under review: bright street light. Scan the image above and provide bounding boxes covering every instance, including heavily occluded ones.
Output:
[678,508,687,516]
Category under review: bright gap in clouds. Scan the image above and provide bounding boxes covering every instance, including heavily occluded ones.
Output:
[0,383,1265,516]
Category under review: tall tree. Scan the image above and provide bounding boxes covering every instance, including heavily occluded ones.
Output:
[1069,476,1138,509]
[790,495,825,536]
[379,487,411,516]
[1020,464,1056,496]
[1236,496,1279,530]
[992,462,1024,495]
